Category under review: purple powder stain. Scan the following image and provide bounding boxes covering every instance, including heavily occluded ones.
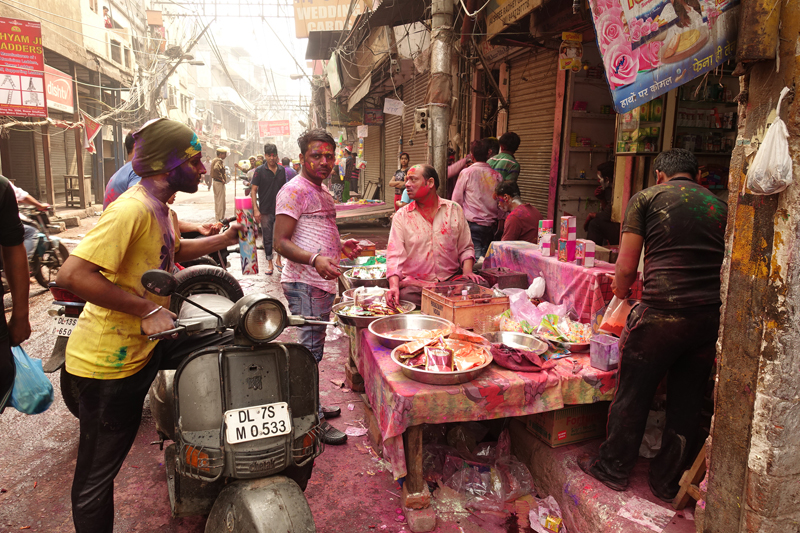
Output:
[564,481,579,506]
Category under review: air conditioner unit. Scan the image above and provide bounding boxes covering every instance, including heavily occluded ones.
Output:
[414,106,428,134]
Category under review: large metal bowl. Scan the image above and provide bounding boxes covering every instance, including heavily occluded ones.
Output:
[368,315,455,349]
[390,340,493,385]
[482,331,549,356]
[343,267,389,289]
[332,301,415,328]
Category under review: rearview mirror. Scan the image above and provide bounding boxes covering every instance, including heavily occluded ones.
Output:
[142,269,177,297]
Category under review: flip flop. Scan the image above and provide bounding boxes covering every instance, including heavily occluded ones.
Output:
[276,265,283,272]
[264,269,274,276]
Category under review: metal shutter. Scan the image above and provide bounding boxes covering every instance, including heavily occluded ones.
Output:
[383,105,402,204]
[400,72,430,169]
[8,128,37,194]
[507,50,559,216]
[362,124,382,199]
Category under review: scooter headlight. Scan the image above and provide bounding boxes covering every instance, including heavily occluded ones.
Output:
[242,299,286,343]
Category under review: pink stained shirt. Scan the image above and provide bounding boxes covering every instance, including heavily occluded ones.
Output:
[451,162,504,226]
[275,175,341,294]
[386,197,475,283]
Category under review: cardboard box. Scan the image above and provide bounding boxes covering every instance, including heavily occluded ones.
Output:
[519,402,610,447]
[650,98,664,122]
[559,216,576,241]
[558,239,576,262]
[575,239,595,267]
[538,219,554,244]
[541,234,557,256]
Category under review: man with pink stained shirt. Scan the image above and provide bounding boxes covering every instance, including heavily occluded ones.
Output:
[452,138,504,260]
[385,164,485,309]
[273,128,361,446]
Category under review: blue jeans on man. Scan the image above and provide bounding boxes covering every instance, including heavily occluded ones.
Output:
[468,221,495,260]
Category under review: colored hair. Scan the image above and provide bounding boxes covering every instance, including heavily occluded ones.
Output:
[495,180,521,198]
[412,164,440,189]
[297,128,335,155]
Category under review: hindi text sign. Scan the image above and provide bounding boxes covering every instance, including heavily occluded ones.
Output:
[0,17,46,118]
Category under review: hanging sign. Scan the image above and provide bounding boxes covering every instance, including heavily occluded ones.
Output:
[80,110,102,153]
[559,32,583,71]
[356,124,368,138]
[44,65,73,114]
[364,108,384,125]
[589,0,740,113]
[259,120,290,137]
[0,17,46,118]
[383,98,404,116]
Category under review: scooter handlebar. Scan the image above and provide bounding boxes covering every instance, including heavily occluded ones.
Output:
[147,325,186,341]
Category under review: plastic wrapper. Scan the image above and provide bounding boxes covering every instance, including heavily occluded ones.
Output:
[9,345,54,415]
[538,315,592,344]
[530,495,567,533]
[746,87,793,195]
[526,277,546,299]
[491,343,556,372]
[598,296,634,337]
[353,286,387,308]
[425,346,453,372]
[446,422,489,454]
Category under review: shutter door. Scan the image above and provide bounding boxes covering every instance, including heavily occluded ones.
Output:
[362,125,382,199]
[383,106,402,204]
[507,50,559,216]
[49,121,70,198]
[8,129,37,193]
[400,72,430,169]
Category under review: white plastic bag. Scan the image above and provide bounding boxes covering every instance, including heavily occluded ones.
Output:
[746,87,792,195]
[526,277,546,299]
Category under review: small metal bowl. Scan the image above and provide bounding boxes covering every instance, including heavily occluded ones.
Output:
[482,331,549,356]
[332,301,415,328]
[390,340,493,385]
[368,315,454,349]
[343,267,389,289]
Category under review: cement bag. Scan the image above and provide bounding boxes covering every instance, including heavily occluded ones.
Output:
[747,87,792,195]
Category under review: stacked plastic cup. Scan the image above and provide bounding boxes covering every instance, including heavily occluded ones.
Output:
[234,196,259,275]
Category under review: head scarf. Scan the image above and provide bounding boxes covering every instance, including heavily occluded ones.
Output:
[132,118,203,178]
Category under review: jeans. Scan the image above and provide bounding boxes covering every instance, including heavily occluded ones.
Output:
[260,213,276,260]
[595,303,718,497]
[282,282,335,419]
[70,329,234,533]
[468,221,495,260]
[23,224,37,259]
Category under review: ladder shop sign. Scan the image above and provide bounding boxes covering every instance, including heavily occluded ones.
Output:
[589,0,741,113]
[0,17,46,118]
[293,0,369,39]
[259,120,290,137]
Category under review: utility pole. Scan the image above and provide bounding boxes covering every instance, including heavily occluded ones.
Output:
[429,0,453,196]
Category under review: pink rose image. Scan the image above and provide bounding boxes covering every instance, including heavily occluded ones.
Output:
[605,41,639,88]
[597,8,626,51]
[638,41,663,71]
[641,17,653,36]
[651,20,659,32]
[630,21,642,42]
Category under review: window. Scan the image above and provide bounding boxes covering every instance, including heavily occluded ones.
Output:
[90,0,98,13]
[168,87,177,109]
[124,47,131,68]
[110,39,121,63]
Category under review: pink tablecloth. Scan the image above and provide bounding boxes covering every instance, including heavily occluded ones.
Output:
[483,241,642,324]
[359,330,617,480]
[334,201,386,211]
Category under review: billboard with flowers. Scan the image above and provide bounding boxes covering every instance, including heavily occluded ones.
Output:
[590,0,740,113]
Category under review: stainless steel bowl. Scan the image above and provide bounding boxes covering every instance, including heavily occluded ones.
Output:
[343,267,389,289]
[482,331,548,356]
[390,340,493,385]
[332,301,416,328]
[368,315,455,349]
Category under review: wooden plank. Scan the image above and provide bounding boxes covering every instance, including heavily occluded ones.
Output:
[672,445,707,510]
[41,124,55,207]
[404,425,425,494]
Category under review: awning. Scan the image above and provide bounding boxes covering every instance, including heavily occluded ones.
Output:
[368,0,429,27]
[305,30,344,60]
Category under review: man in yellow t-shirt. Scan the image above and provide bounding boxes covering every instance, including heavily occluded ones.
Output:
[56,118,240,533]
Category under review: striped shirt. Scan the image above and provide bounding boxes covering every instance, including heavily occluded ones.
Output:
[488,152,520,182]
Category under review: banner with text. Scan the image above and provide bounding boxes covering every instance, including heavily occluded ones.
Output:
[589,0,740,113]
[259,120,291,137]
[44,65,73,114]
[293,0,369,39]
[485,0,543,40]
[0,17,46,118]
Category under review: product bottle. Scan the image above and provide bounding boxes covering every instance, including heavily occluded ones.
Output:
[235,196,259,275]
[461,289,468,301]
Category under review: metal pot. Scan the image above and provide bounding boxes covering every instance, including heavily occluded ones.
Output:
[368,315,454,349]
[482,331,548,355]
[343,267,389,289]
[389,340,493,385]
[332,301,416,328]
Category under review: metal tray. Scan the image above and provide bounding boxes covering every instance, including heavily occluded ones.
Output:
[368,315,454,349]
[482,331,549,356]
[390,340,493,385]
[343,267,389,289]
[332,301,415,328]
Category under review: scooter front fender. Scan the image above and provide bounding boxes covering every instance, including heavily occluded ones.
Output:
[205,476,315,533]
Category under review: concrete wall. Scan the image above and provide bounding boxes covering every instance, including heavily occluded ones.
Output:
[705,1,800,531]
[0,0,86,63]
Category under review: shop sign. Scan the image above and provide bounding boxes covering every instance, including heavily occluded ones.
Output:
[559,32,583,71]
[293,0,369,39]
[364,108,383,125]
[485,0,544,40]
[0,17,46,118]
[383,98,403,116]
[590,0,740,113]
[479,40,512,67]
[259,120,290,137]
[44,65,73,114]
[356,124,368,138]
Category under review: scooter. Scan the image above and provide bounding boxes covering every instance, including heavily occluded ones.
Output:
[141,268,328,532]
[19,206,69,288]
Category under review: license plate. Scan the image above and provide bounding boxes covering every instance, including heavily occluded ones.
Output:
[51,316,78,337]
[224,402,291,444]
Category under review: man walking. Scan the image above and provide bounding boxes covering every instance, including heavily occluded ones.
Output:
[210,147,229,222]
[578,149,727,502]
[274,129,362,445]
[452,139,504,259]
[103,132,138,209]
[251,144,286,275]
[282,157,297,182]
[488,131,521,182]
[56,118,241,533]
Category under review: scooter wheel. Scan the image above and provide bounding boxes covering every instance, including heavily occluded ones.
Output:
[170,265,244,314]
[33,242,69,289]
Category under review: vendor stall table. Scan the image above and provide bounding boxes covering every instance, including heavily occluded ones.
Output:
[484,241,642,324]
[335,202,392,224]
[358,330,617,517]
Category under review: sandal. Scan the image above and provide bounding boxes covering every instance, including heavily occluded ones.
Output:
[264,269,273,276]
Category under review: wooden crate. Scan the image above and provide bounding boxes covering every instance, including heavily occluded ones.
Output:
[478,267,529,289]
[421,283,509,329]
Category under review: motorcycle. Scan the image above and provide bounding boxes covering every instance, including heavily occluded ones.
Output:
[19,206,69,288]
[178,216,238,270]
[142,268,327,532]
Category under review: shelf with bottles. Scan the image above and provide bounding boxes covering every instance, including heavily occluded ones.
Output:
[678,81,736,105]
[676,131,734,155]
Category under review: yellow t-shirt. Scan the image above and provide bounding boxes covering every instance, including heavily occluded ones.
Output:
[65,184,181,379]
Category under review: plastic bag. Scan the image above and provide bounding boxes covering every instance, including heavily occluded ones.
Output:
[598,296,633,337]
[639,410,666,458]
[746,87,793,195]
[526,277,546,299]
[9,346,54,415]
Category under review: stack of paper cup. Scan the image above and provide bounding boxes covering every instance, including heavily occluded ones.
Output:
[235,196,259,275]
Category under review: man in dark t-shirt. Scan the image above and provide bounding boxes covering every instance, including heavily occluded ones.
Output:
[251,143,286,274]
[579,149,727,502]
[0,175,32,414]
